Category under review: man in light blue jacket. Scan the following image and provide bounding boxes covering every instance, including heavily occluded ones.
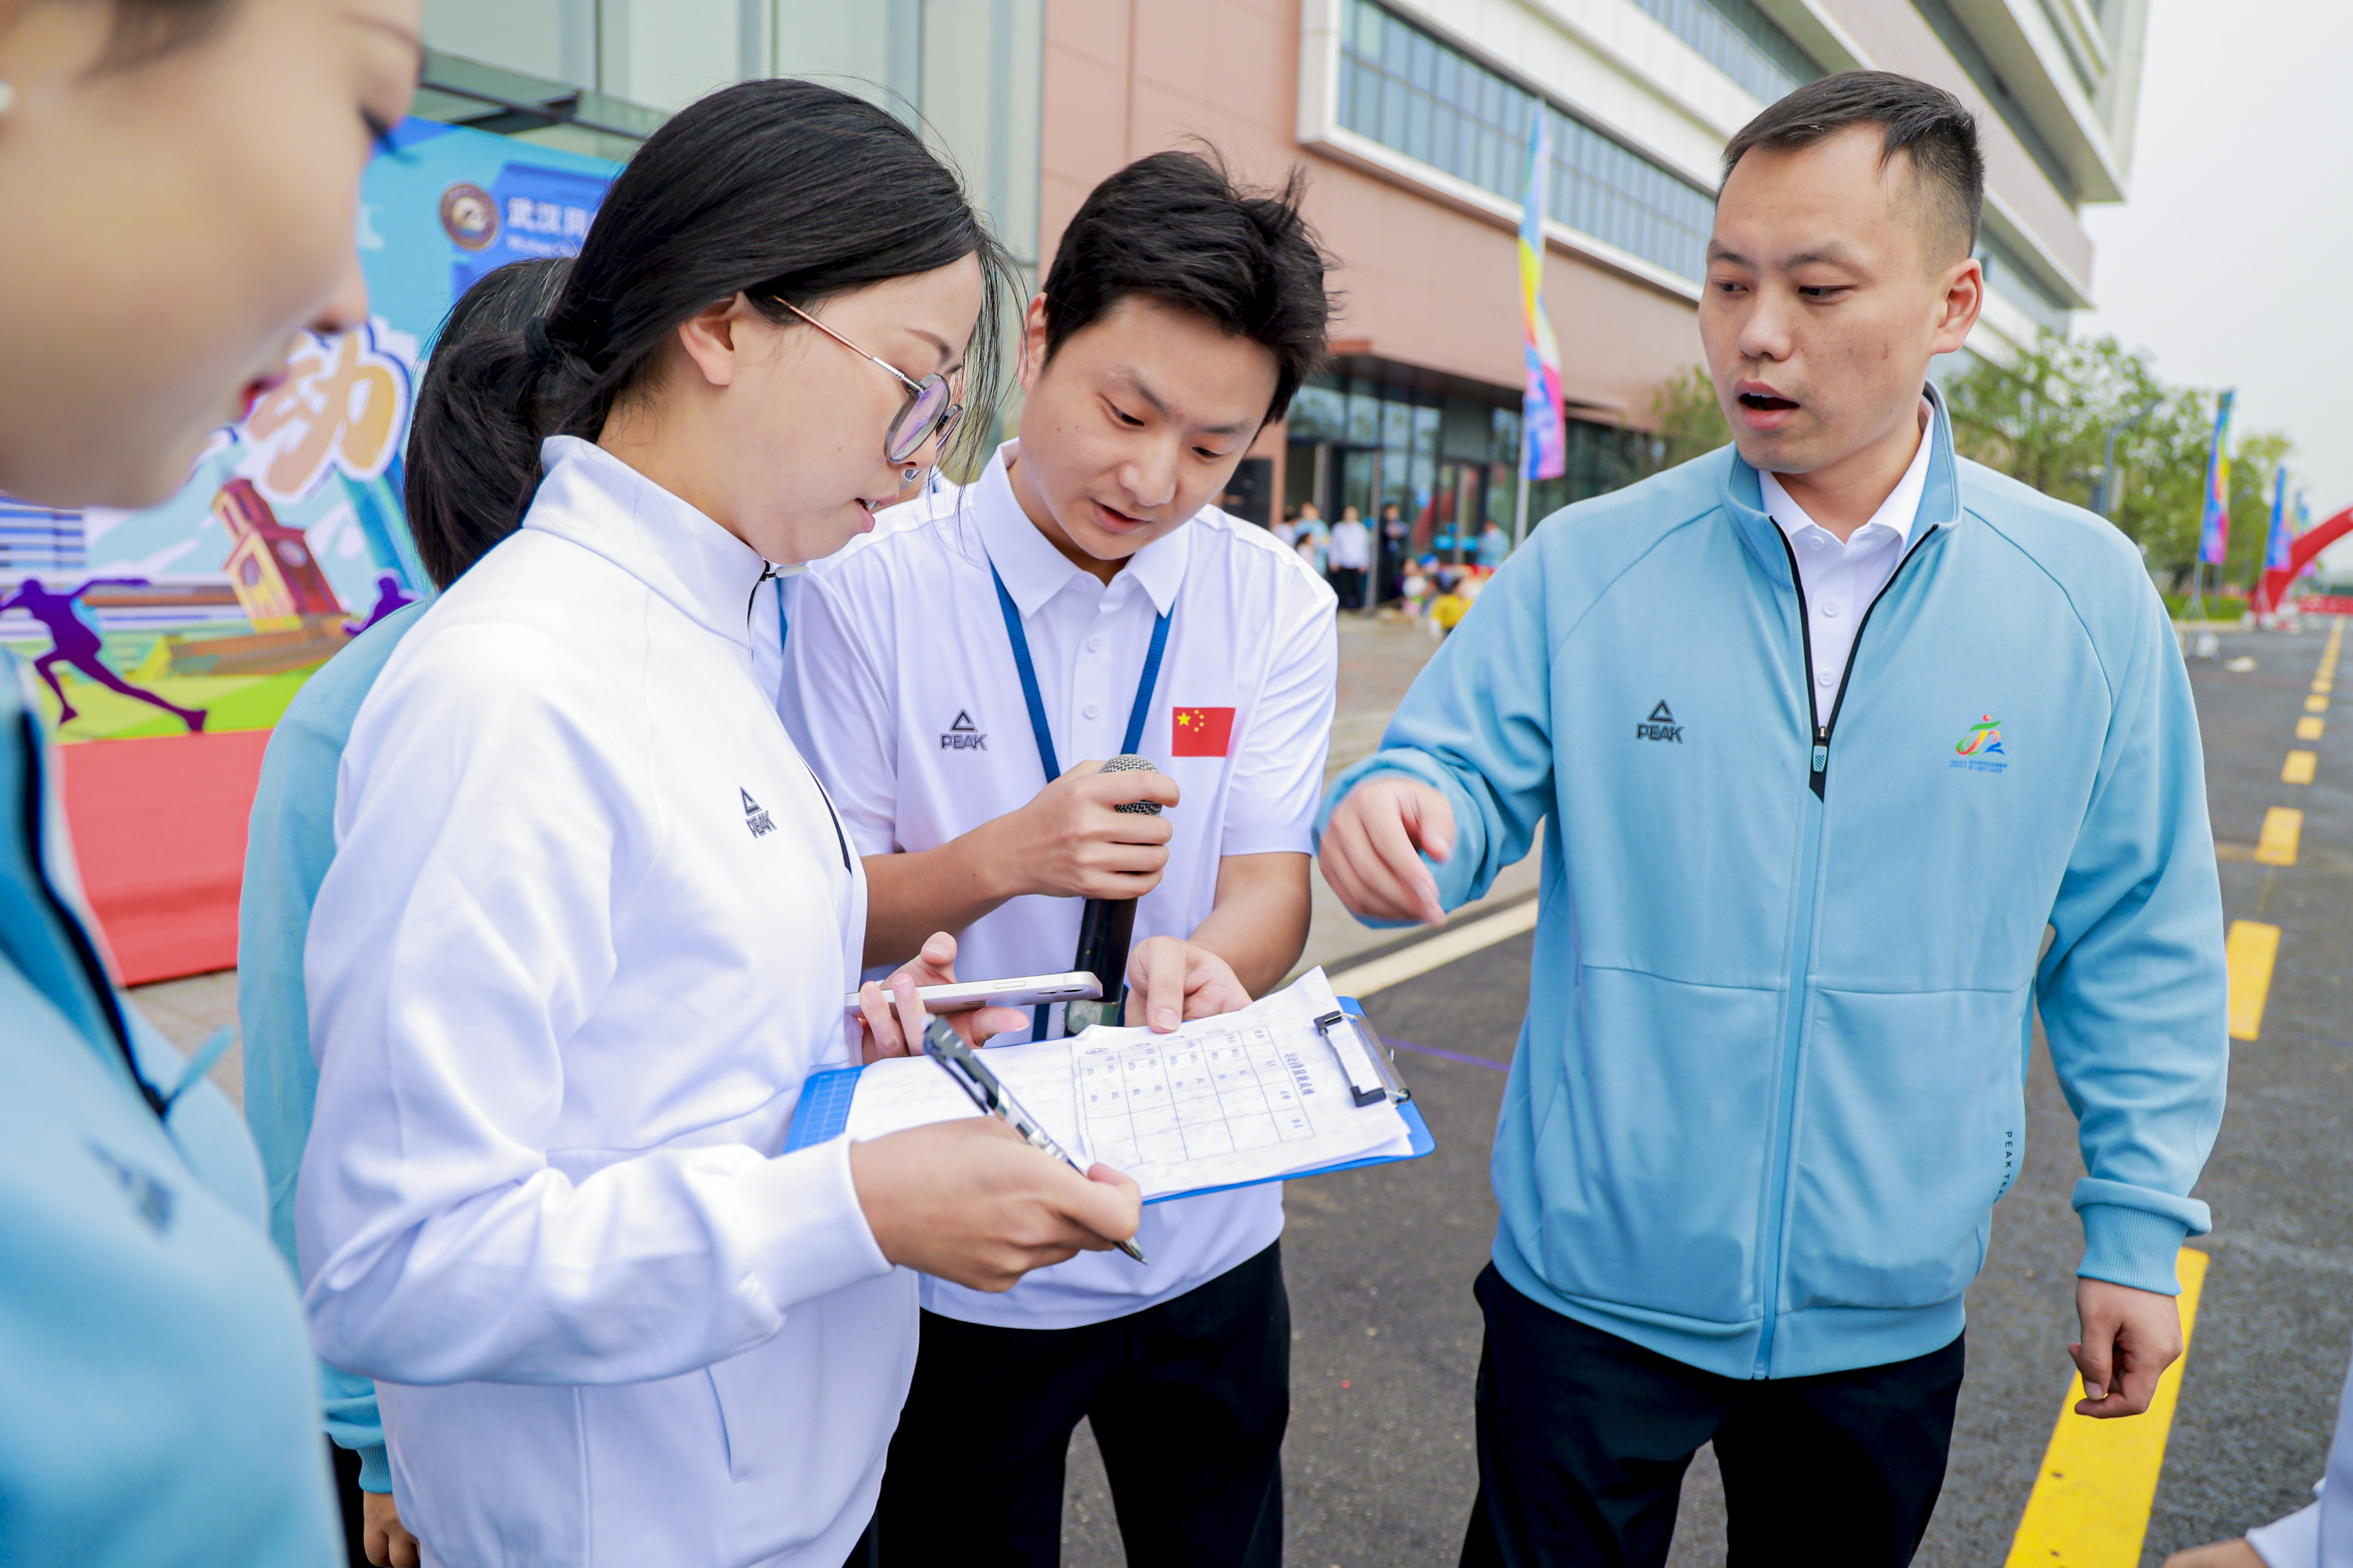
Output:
[1319,72,2227,1566]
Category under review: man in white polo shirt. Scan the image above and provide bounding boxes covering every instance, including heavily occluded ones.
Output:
[784,151,1338,1567]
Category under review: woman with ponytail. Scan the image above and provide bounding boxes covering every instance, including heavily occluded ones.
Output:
[293,79,1140,1568]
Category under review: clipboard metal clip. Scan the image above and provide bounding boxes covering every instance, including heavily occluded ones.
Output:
[1314,1008,1412,1108]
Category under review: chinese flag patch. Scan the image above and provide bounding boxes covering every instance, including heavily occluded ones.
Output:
[1171,706,1237,758]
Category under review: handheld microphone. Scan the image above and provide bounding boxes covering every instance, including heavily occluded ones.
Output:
[1064,755,1162,1033]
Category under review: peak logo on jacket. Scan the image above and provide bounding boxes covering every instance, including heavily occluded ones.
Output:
[741,788,776,837]
[941,709,986,751]
[1637,701,1683,743]
[1950,715,2007,774]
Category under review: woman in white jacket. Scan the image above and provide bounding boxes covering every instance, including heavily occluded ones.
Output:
[297,79,1139,1568]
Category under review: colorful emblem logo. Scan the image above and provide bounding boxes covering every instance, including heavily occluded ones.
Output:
[439,182,499,251]
[1954,715,2004,756]
[1951,715,2008,773]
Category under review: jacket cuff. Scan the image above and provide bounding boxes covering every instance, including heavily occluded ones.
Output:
[355,1443,394,1494]
[2076,1203,2192,1295]
[731,1135,894,1315]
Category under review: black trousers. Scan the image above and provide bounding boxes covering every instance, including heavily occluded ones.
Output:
[876,1240,1289,1568]
[329,1441,370,1568]
[1328,565,1367,610]
[1459,1265,1965,1568]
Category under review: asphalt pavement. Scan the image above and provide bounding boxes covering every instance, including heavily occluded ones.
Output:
[1056,618,2351,1567]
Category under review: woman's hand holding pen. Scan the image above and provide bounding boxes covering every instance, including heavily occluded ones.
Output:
[848,974,1142,1290]
[854,933,1024,1065]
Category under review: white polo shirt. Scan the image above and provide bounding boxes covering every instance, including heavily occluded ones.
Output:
[782,442,1339,1329]
[1759,399,1934,699]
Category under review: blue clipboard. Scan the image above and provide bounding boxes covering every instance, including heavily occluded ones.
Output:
[783,997,1435,1202]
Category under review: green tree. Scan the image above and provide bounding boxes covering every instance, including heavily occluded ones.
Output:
[2219,432,2295,592]
[1649,365,1731,471]
[1941,329,2228,585]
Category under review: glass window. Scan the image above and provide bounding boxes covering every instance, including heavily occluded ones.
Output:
[1620,0,1817,105]
[1338,0,1717,283]
[1288,383,1346,443]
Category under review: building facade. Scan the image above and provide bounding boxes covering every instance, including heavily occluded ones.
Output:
[411,0,2150,548]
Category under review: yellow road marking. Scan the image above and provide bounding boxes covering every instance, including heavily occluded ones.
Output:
[2317,679,2336,695]
[2283,750,2318,785]
[2311,695,2331,713]
[1327,899,1539,1000]
[2004,1247,2211,1568]
[2254,807,2304,866]
[2298,716,2325,740]
[2226,920,2281,1040]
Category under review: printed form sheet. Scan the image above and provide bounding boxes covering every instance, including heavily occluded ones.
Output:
[837,969,1411,1201]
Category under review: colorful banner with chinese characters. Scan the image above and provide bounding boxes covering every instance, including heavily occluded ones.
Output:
[1518,110,1567,484]
[2197,388,2234,568]
[0,117,619,747]
[0,118,619,982]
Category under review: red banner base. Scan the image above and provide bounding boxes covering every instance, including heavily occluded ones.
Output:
[58,731,269,987]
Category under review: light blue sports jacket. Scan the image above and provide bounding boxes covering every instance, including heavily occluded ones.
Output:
[1321,397,2228,1380]
[0,654,339,1565]
[239,602,428,1492]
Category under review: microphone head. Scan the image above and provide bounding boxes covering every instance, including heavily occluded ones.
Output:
[1099,753,1164,815]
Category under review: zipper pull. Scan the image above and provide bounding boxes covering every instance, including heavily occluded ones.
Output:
[1811,728,1828,776]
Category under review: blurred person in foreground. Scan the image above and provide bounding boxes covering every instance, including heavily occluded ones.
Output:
[2165,1337,2353,1567]
[0,0,423,1562]
[1318,71,2227,1567]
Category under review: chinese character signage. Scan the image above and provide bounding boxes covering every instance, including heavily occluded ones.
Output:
[0,119,620,744]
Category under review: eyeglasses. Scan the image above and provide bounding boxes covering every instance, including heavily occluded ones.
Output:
[779,299,964,467]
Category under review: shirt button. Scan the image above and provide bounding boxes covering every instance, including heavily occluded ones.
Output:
[1082,703,1101,719]
[1088,636,1104,652]
[1804,535,1826,549]
[1819,603,1841,618]
[1817,672,1835,687]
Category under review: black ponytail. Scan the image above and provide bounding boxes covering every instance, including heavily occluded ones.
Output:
[402,77,1016,580]
[402,258,572,589]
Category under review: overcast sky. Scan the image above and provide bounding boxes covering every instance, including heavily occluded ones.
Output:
[2074,0,2353,544]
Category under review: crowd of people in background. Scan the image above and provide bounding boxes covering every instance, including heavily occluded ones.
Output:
[1272,496,1514,628]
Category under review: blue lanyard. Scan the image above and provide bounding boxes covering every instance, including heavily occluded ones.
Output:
[989,561,1171,782]
[990,560,1171,1042]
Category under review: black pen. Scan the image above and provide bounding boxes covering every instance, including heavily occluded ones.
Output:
[920,1016,1148,1264]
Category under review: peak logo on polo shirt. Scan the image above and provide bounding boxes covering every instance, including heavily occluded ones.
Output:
[1637,701,1683,743]
[741,787,776,838]
[1172,706,1236,758]
[940,709,987,752]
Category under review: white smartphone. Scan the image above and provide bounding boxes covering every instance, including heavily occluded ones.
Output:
[842,970,1103,1014]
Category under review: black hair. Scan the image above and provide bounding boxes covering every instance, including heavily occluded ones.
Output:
[1721,70,1984,263]
[404,259,573,588]
[1039,149,1333,424]
[404,77,1016,573]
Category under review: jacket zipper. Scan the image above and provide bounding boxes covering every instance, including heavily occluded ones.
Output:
[1751,522,1938,1377]
[12,708,164,1118]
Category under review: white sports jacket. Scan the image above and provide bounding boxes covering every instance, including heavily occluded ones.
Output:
[299,436,909,1568]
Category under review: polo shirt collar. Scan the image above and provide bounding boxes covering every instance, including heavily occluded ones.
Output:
[973,441,1192,618]
[1759,395,1935,551]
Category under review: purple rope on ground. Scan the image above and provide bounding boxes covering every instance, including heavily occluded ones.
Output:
[1385,1037,1511,1073]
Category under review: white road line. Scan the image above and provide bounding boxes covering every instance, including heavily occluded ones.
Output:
[1328,899,1540,1000]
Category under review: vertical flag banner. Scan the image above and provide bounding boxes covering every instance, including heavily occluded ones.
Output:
[1518,109,1567,483]
[2295,491,2316,578]
[2198,389,2235,567]
[2266,465,2294,572]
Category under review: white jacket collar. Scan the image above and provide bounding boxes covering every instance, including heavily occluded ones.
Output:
[528,436,770,647]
